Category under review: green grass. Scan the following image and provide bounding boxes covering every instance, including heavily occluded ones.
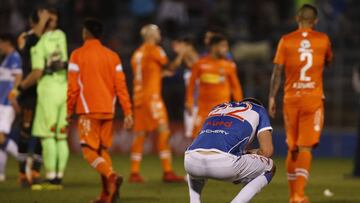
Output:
[1,154,360,203]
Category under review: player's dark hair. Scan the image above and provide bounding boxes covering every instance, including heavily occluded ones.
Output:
[83,18,103,39]
[209,34,227,47]
[206,25,225,36]
[0,33,16,47]
[46,7,58,16]
[297,4,318,21]
[30,10,40,24]
[242,97,264,107]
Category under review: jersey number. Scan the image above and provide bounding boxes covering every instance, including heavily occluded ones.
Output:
[299,52,313,81]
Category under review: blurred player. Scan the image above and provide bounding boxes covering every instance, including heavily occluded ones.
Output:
[203,26,232,60]
[185,98,276,203]
[186,35,243,138]
[68,18,133,203]
[268,4,333,203]
[0,33,22,181]
[169,37,199,138]
[18,8,69,190]
[9,9,50,187]
[130,24,184,183]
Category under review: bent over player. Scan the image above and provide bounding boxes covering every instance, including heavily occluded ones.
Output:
[185,98,275,203]
[268,4,333,203]
[67,19,133,203]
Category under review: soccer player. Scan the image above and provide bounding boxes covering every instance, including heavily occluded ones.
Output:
[203,26,232,60]
[185,98,276,203]
[169,37,199,138]
[9,9,50,187]
[67,18,133,203]
[23,8,69,189]
[186,35,243,138]
[268,4,333,203]
[130,24,184,183]
[0,33,22,181]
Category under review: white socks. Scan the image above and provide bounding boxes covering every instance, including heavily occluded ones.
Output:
[0,150,7,176]
[231,175,269,203]
[5,139,18,158]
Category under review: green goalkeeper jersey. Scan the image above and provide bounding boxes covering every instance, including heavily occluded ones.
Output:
[31,29,68,87]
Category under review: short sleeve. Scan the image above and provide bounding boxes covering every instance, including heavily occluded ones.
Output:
[31,39,45,70]
[10,54,22,74]
[152,46,168,66]
[257,107,273,135]
[273,37,286,65]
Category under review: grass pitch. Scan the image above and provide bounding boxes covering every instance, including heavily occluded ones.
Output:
[0,154,359,203]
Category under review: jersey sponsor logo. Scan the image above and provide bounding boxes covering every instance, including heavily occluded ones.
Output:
[199,73,224,84]
[200,129,229,135]
[206,121,233,128]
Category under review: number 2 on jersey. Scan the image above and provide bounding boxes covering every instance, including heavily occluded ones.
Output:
[300,52,312,81]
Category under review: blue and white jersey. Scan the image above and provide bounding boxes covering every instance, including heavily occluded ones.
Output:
[187,101,272,156]
[0,51,22,105]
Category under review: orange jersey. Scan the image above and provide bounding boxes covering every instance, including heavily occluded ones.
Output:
[274,28,333,100]
[187,56,243,109]
[131,43,168,105]
[67,39,132,116]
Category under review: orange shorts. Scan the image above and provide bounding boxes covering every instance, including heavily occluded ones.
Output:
[133,97,168,132]
[78,114,114,150]
[283,98,324,151]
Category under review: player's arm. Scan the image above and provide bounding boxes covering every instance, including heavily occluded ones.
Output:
[268,37,286,118]
[32,9,51,37]
[67,54,80,120]
[20,42,44,90]
[325,36,333,68]
[256,130,274,158]
[228,63,243,101]
[185,62,200,115]
[113,56,133,130]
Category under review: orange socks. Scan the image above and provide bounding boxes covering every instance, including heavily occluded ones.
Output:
[82,147,113,178]
[130,134,145,174]
[295,150,312,197]
[286,151,297,198]
[158,130,172,173]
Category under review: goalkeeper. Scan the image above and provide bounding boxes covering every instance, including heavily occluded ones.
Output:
[29,8,68,190]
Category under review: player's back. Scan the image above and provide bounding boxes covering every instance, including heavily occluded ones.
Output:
[69,39,122,114]
[274,28,332,100]
[187,101,272,156]
[131,43,168,99]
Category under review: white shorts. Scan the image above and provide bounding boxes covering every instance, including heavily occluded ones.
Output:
[0,104,16,134]
[184,150,273,184]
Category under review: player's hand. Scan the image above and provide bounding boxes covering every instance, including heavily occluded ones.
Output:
[38,9,50,22]
[123,114,134,130]
[17,32,26,50]
[66,114,73,124]
[268,97,276,118]
[8,88,20,102]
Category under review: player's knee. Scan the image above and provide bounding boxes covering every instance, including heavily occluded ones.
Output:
[264,164,276,184]
[298,146,312,152]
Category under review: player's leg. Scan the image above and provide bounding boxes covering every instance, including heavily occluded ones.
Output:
[187,175,207,203]
[294,102,324,202]
[0,105,17,182]
[231,154,275,203]
[184,106,197,138]
[17,107,33,186]
[130,104,149,182]
[31,137,42,184]
[283,101,300,201]
[0,150,7,181]
[55,100,69,184]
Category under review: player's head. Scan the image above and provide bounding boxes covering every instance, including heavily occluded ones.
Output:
[242,97,264,107]
[209,34,229,59]
[46,7,59,30]
[172,36,195,54]
[82,18,103,40]
[141,24,161,44]
[204,26,224,47]
[296,4,318,27]
[0,33,15,54]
